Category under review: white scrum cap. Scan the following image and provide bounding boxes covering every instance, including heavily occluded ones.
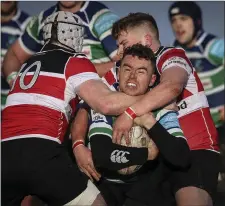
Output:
[43,11,85,52]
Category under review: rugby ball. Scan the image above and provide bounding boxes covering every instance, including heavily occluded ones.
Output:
[118,125,158,175]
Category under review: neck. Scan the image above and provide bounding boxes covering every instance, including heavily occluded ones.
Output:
[1,9,17,23]
[185,38,197,48]
[59,1,83,13]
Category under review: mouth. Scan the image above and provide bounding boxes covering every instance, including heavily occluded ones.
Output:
[176,31,185,38]
[126,82,137,88]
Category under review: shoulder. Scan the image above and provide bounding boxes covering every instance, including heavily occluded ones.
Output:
[17,10,30,23]
[85,1,118,23]
[41,5,58,20]
[85,1,109,17]
[66,54,97,74]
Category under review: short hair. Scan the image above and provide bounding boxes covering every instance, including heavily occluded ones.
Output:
[122,44,156,70]
[112,12,159,40]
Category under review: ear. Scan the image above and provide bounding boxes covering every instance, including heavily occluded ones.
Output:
[149,74,157,87]
[144,33,152,47]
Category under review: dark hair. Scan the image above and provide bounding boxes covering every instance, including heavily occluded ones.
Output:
[112,12,159,40]
[122,44,156,68]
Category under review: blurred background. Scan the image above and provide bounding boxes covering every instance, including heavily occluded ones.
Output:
[18,1,224,45]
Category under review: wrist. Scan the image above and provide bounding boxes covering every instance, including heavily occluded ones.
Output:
[124,107,137,120]
[72,140,85,151]
[6,71,18,86]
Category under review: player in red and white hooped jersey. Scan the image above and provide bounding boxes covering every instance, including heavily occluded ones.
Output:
[110,13,220,206]
[155,46,218,152]
[1,11,143,206]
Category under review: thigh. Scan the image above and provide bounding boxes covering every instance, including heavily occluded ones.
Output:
[29,142,88,206]
[170,150,220,197]
[2,141,27,206]
[97,180,127,206]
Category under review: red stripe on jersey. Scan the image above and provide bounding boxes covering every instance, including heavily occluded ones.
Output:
[178,107,219,151]
[177,88,193,102]
[69,97,79,117]
[193,71,204,92]
[2,105,68,143]
[9,75,65,100]
[157,48,193,74]
[65,57,97,80]
[104,70,116,86]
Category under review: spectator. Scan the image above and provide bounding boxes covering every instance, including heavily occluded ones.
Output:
[2,1,119,87]
[1,1,30,110]
[168,0,225,187]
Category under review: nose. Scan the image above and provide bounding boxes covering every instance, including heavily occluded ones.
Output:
[129,71,136,79]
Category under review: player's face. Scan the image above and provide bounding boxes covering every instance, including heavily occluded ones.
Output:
[118,55,156,96]
[117,28,151,58]
[1,1,17,15]
[171,14,195,45]
[59,1,81,9]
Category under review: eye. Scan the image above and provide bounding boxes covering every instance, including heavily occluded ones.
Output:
[137,69,146,74]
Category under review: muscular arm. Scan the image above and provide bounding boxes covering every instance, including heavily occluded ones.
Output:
[131,67,188,116]
[71,108,89,144]
[94,56,119,77]
[78,79,142,116]
[2,40,32,79]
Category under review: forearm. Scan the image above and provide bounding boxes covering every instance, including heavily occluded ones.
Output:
[132,80,182,116]
[3,40,31,78]
[94,61,115,77]
[78,80,142,116]
[147,122,190,168]
[91,134,148,170]
[71,108,89,144]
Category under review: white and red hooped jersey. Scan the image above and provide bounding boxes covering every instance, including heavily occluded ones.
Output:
[2,44,100,144]
[103,46,219,152]
[155,46,219,152]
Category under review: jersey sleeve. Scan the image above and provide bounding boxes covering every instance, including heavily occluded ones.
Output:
[18,14,43,54]
[92,9,119,59]
[88,109,114,138]
[207,38,224,65]
[156,47,193,75]
[154,108,186,140]
[65,56,100,92]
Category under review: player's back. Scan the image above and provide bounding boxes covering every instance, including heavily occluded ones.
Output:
[2,44,80,144]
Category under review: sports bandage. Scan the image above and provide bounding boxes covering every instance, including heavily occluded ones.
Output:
[72,140,84,150]
[124,107,137,120]
[6,72,18,85]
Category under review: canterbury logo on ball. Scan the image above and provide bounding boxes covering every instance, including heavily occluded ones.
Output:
[110,150,130,163]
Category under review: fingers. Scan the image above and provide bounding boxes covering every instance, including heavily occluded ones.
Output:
[124,131,130,145]
[116,131,123,145]
[79,162,101,182]
[81,167,94,182]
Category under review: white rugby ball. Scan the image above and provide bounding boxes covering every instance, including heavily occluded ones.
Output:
[118,125,158,175]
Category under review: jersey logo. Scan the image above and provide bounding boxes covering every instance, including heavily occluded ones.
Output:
[110,150,129,163]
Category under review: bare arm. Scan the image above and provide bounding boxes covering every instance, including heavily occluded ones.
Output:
[2,40,32,81]
[131,67,188,116]
[77,79,142,116]
[71,108,101,181]
[93,56,119,77]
